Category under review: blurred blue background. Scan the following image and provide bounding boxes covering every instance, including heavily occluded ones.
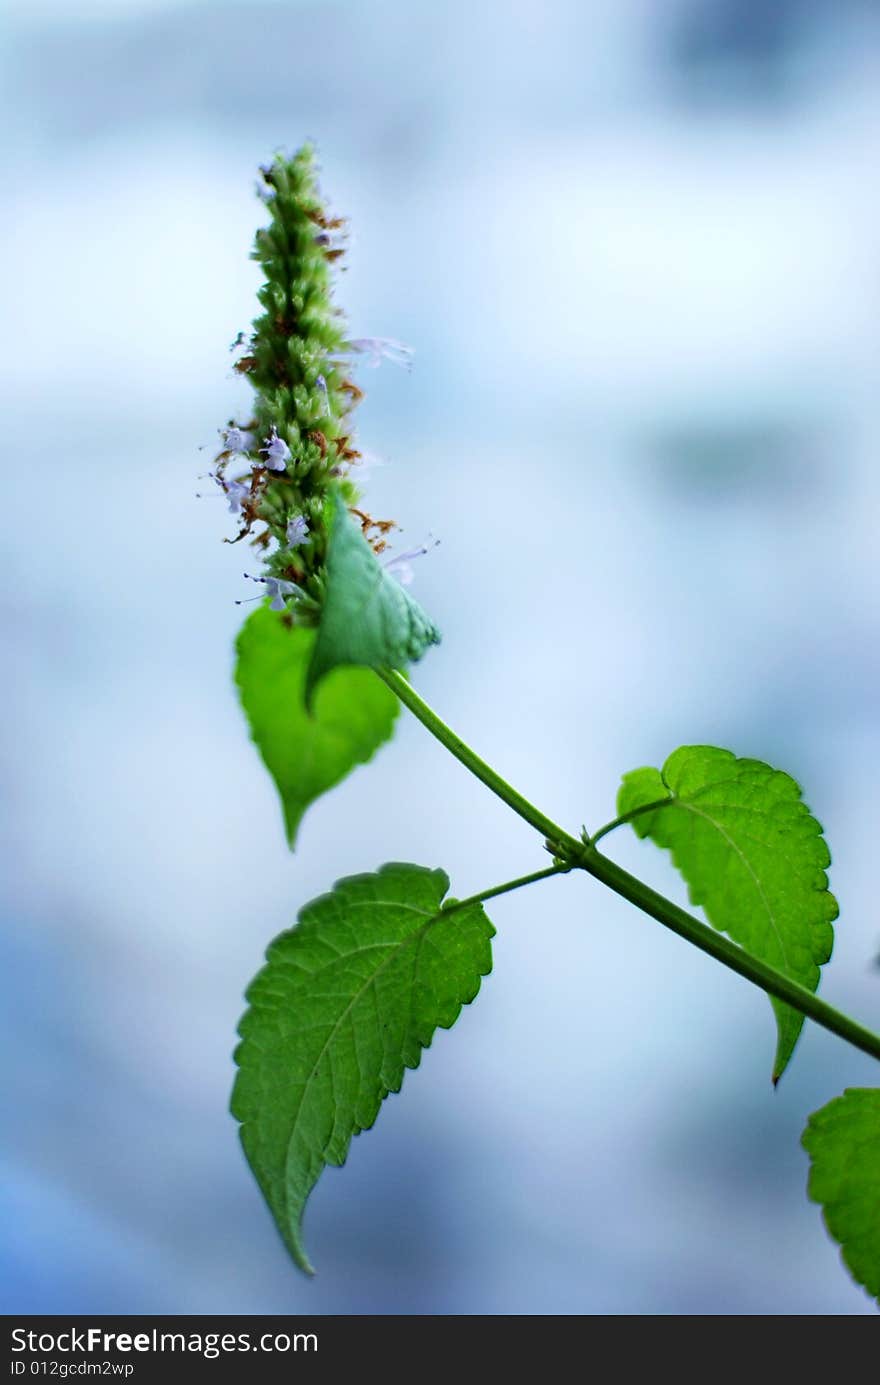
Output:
[3,0,879,1315]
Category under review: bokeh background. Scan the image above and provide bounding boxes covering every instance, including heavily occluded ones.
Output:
[3,0,880,1316]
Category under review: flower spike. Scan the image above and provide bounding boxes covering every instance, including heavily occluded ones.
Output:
[209,146,418,623]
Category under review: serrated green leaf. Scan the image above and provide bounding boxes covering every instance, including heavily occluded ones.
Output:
[802,1088,880,1303]
[231,862,494,1272]
[235,604,398,848]
[617,746,837,1081]
[306,489,441,705]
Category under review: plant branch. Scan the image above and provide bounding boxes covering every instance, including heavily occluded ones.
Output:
[384,668,880,1072]
[377,668,583,854]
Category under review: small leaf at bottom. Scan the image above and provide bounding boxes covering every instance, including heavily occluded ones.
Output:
[802,1088,880,1303]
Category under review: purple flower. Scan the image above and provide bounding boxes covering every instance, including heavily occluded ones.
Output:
[261,429,291,471]
[195,471,251,514]
[221,426,256,456]
[383,538,439,587]
[286,515,309,547]
[315,375,330,412]
[348,337,414,370]
[385,559,415,587]
[224,479,251,516]
[239,573,305,612]
[263,577,299,610]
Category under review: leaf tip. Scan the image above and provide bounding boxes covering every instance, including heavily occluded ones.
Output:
[281,798,305,851]
[285,1226,317,1276]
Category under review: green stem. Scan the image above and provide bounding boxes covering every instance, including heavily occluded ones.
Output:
[591,798,674,846]
[383,667,880,1070]
[378,669,582,853]
[445,864,572,916]
[578,846,880,1071]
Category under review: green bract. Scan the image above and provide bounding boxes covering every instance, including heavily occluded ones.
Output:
[306,490,442,704]
[617,746,837,1081]
[232,863,494,1272]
